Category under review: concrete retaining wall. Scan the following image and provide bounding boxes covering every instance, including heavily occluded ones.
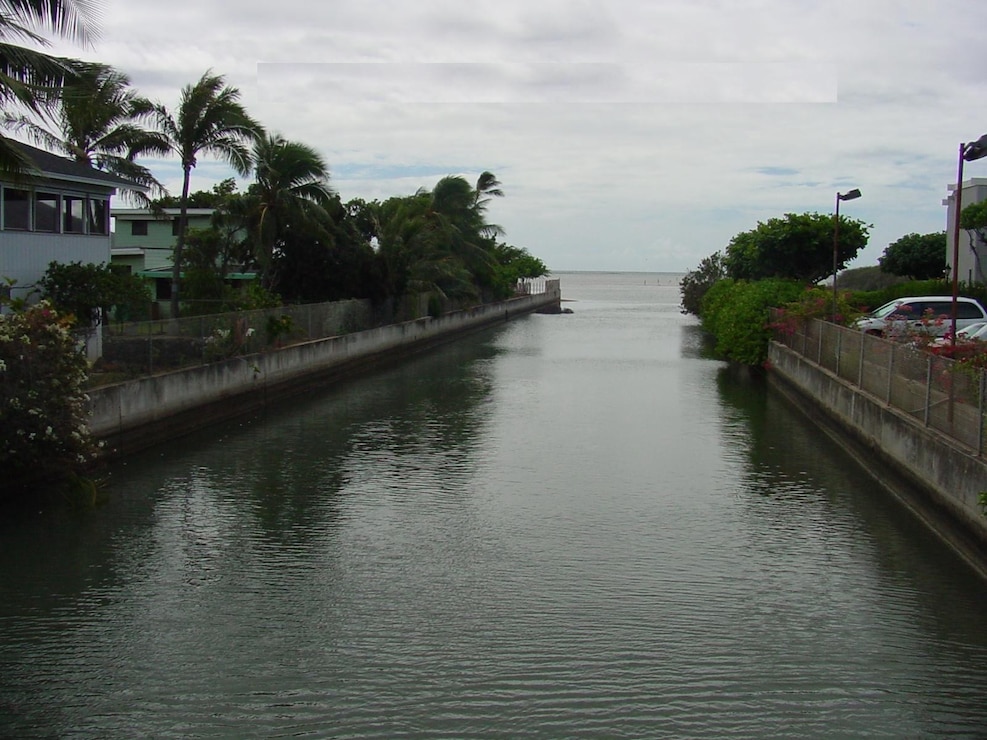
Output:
[89,284,560,453]
[768,339,987,575]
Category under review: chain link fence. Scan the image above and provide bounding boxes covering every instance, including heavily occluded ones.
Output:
[772,314,987,455]
[98,299,381,375]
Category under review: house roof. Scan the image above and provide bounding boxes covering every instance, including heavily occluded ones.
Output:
[112,207,216,218]
[5,139,146,192]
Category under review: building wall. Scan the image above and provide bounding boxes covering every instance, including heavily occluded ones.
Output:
[88,285,562,453]
[111,210,214,271]
[0,231,111,303]
[768,339,987,577]
[944,177,987,285]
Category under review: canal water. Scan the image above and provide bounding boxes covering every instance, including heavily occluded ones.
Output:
[3,271,987,738]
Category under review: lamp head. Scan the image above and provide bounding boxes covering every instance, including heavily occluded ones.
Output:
[963,134,987,162]
[838,188,862,201]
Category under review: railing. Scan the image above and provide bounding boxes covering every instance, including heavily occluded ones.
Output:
[771,313,987,455]
[92,282,559,377]
[96,299,381,375]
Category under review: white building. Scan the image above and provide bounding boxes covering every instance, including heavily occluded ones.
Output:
[1,141,139,306]
[943,177,987,286]
[1,141,141,357]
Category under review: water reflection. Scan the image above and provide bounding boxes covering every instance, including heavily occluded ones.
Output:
[4,274,987,737]
[714,365,987,734]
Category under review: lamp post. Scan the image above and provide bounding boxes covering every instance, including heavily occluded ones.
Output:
[950,134,987,346]
[832,188,861,321]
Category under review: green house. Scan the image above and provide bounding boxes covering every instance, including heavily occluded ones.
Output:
[111,207,256,318]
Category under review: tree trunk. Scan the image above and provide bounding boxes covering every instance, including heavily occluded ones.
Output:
[169,166,192,320]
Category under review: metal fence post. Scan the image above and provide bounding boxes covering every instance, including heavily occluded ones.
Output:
[924,355,933,427]
[858,334,865,388]
[835,326,842,377]
[886,344,895,405]
[980,369,986,456]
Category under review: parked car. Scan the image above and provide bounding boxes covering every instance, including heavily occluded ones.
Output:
[927,321,987,358]
[855,296,987,337]
[931,321,987,346]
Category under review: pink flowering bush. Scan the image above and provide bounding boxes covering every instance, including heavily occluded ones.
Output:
[0,301,99,500]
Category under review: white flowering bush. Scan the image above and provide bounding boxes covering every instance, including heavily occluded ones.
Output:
[0,301,99,499]
[203,318,255,361]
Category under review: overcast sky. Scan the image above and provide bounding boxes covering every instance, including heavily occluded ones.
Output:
[44,0,987,272]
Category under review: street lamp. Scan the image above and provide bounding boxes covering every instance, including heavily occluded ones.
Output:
[833,188,862,321]
[950,134,987,345]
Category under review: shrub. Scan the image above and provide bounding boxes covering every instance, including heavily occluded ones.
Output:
[0,301,100,501]
[701,278,806,366]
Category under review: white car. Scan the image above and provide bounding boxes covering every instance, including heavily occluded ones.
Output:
[930,321,987,347]
[855,296,987,337]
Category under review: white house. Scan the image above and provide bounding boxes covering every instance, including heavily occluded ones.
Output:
[1,141,140,306]
[1,141,143,358]
[943,177,987,286]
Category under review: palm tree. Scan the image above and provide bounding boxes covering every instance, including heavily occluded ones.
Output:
[3,62,168,200]
[150,70,263,318]
[248,133,333,286]
[377,173,507,308]
[0,0,99,176]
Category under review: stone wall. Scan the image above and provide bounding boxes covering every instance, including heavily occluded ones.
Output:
[768,339,987,577]
[88,286,560,455]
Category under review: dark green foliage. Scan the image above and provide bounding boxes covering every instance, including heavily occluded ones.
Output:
[848,279,987,316]
[152,178,239,209]
[680,251,725,316]
[879,232,947,280]
[489,243,549,298]
[700,278,806,366]
[723,212,870,284]
[3,61,168,202]
[374,173,509,308]
[960,199,987,243]
[150,70,265,318]
[38,261,151,325]
[835,265,908,292]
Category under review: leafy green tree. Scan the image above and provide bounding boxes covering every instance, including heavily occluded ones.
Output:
[344,197,382,246]
[246,133,333,287]
[376,172,508,308]
[680,251,725,316]
[3,62,167,200]
[0,0,98,176]
[489,242,548,297]
[960,199,987,246]
[152,177,238,209]
[150,70,263,318]
[878,232,947,280]
[700,278,806,366]
[723,212,870,284]
[834,265,908,292]
[37,261,150,324]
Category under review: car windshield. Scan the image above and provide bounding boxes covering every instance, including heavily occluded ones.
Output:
[966,323,987,340]
[871,301,909,318]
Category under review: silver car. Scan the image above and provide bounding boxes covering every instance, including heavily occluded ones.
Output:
[855,296,987,337]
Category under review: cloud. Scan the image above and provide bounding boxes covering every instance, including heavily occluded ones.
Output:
[33,0,987,271]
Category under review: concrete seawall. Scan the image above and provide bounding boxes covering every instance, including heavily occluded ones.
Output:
[88,284,561,454]
[768,339,987,577]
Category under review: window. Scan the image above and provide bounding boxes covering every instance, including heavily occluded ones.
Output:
[171,217,185,236]
[35,191,59,232]
[155,277,172,300]
[88,198,108,235]
[62,195,85,233]
[957,302,985,320]
[3,188,29,230]
[131,220,148,236]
